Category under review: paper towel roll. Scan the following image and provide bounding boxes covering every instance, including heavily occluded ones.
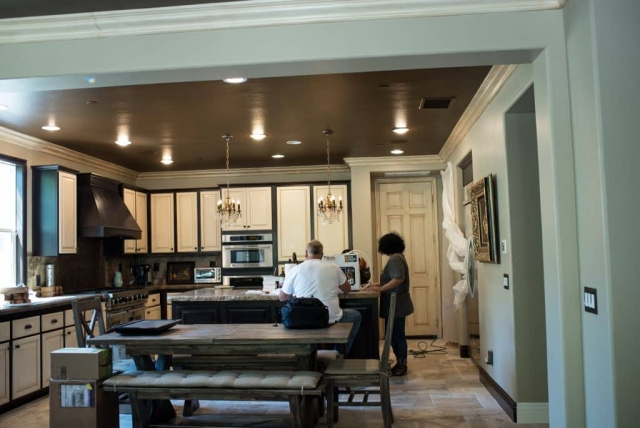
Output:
[284,263,296,275]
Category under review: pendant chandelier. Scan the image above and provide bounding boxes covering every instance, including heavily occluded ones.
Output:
[317,129,343,224]
[217,134,242,227]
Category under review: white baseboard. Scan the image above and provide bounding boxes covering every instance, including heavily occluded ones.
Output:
[517,402,549,424]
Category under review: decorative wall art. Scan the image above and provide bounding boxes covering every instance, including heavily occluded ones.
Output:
[470,174,499,263]
[166,261,195,284]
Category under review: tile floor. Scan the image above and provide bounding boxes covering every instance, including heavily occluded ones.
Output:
[0,340,549,427]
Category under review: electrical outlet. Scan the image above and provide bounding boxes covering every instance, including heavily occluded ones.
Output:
[584,287,598,314]
[501,239,508,254]
[503,274,510,290]
[153,262,160,272]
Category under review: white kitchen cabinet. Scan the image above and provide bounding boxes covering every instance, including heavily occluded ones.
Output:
[150,193,175,253]
[221,187,272,231]
[58,171,78,254]
[41,330,64,388]
[0,322,9,405]
[123,188,148,254]
[176,192,199,253]
[200,190,221,252]
[32,166,78,256]
[277,186,311,262]
[145,293,161,320]
[63,327,78,348]
[0,341,9,405]
[313,184,350,255]
[11,335,41,399]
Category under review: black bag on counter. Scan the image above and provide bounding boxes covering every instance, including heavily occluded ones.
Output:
[281,297,330,329]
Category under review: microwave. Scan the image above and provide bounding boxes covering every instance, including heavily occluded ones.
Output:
[222,233,273,269]
[194,267,222,283]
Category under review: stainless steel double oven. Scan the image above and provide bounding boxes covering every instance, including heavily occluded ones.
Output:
[221,233,274,289]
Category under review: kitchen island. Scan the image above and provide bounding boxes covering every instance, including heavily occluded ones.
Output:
[169,288,380,359]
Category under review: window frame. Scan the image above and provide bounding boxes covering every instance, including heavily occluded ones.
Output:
[0,153,27,287]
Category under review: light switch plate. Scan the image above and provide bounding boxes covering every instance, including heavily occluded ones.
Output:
[503,274,509,290]
[501,239,508,254]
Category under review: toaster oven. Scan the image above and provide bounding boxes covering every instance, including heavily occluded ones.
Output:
[194,267,222,284]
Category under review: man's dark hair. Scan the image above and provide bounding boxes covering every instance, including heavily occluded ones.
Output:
[377,232,405,255]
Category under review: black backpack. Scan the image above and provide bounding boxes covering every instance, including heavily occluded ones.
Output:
[280,297,330,329]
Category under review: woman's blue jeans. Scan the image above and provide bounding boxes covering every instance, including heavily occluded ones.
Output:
[385,316,407,363]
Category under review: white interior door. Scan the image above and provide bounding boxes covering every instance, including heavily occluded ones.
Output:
[378,178,440,337]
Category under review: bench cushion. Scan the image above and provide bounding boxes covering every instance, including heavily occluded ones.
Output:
[104,370,322,390]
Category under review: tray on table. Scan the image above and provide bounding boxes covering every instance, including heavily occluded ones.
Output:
[113,319,180,335]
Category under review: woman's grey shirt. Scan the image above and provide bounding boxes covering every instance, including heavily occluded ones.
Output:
[379,253,414,319]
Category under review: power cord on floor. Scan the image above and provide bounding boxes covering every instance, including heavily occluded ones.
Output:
[408,340,447,358]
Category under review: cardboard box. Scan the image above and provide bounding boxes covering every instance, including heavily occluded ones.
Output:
[49,379,119,428]
[51,348,112,380]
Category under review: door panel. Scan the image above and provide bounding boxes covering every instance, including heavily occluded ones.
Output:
[378,179,440,336]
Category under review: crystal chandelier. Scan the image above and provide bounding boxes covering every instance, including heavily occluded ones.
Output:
[317,129,343,224]
[217,134,242,227]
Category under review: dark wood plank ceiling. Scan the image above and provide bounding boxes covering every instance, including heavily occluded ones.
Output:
[0,67,490,172]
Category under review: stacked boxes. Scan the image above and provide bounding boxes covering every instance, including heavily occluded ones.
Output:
[49,348,119,428]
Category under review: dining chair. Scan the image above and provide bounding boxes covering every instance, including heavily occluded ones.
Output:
[71,297,136,373]
[324,292,397,427]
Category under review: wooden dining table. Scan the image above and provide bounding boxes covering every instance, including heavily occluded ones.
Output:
[88,322,353,426]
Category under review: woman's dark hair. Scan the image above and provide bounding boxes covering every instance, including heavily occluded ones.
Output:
[377,232,405,255]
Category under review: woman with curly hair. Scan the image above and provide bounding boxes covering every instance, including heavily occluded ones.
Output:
[364,232,414,376]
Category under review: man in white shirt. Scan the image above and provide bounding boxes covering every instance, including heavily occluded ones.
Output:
[279,240,362,355]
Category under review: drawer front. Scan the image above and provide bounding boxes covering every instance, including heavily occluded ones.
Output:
[0,322,9,342]
[12,316,41,338]
[42,311,64,332]
[64,309,75,327]
[145,293,160,308]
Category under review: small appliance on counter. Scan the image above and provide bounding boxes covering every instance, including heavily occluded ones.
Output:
[133,264,152,286]
[323,253,362,290]
[194,267,222,284]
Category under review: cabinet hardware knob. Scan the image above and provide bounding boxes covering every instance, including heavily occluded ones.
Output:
[194,247,197,250]
[25,324,32,329]
[51,319,58,324]
[15,345,20,349]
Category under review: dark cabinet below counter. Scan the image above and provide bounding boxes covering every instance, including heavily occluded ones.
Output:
[171,297,379,360]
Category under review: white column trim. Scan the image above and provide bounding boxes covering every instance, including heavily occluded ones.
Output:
[0,126,138,181]
[517,402,549,424]
[0,0,567,45]
[439,64,518,160]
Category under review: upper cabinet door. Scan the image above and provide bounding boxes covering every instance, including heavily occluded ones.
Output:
[58,171,77,254]
[176,192,198,253]
[245,187,272,230]
[150,193,175,253]
[200,190,221,252]
[314,184,349,256]
[277,186,310,262]
[135,192,148,253]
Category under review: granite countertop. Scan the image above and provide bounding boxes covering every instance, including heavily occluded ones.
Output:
[168,288,379,302]
[0,294,94,316]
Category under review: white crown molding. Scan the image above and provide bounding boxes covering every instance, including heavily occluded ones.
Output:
[0,126,139,181]
[137,164,350,181]
[344,155,445,167]
[438,64,518,160]
[0,0,566,45]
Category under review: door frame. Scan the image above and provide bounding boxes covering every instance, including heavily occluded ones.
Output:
[373,176,442,338]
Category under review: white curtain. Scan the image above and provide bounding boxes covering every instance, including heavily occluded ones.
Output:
[440,162,470,307]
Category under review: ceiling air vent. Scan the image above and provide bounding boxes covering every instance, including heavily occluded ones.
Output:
[419,97,455,110]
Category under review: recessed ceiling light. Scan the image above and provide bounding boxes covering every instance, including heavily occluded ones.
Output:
[161,158,174,165]
[223,77,247,84]
[42,125,60,131]
[272,154,285,159]
[393,127,409,134]
[286,140,302,145]
[0,104,8,111]
[115,139,132,146]
[251,133,267,140]
[390,149,404,155]
[86,76,96,84]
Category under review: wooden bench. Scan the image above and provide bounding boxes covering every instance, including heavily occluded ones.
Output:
[103,369,326,428]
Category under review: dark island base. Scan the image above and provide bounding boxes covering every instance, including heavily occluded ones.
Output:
[171,298,380,360]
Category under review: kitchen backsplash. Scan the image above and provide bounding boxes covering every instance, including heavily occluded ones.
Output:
[29,237,221,293]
